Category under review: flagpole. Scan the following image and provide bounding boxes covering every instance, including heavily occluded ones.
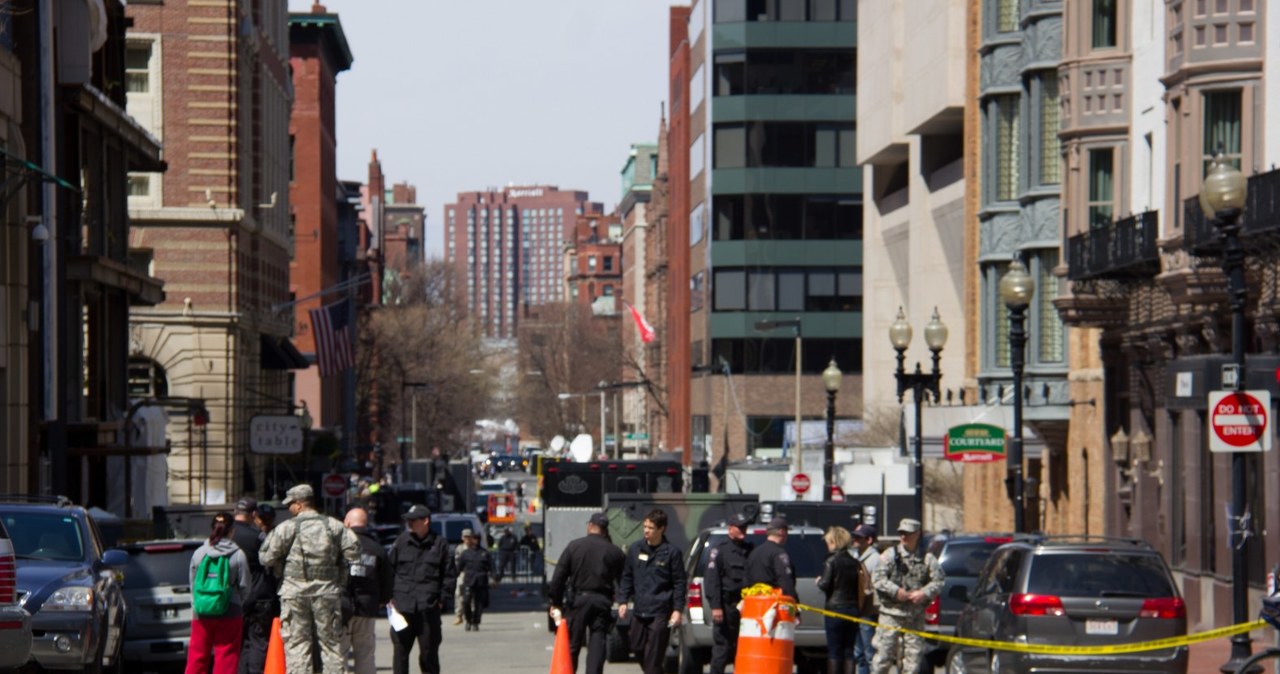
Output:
[271,273,371,315]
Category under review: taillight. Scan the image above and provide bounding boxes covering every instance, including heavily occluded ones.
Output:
[925,596,941,625]
[0,551,14,603]
[1009,593,1065,616]
[687,579,702,609]
[1139,597,1186,619]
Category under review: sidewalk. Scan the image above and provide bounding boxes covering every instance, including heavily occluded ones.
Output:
[1189,630,1276,673]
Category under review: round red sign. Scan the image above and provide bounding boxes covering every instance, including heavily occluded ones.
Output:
[791,473,811,494]
[1211,391,1268,448]
[322,473,347,498]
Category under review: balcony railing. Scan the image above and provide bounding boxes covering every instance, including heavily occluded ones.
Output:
[1184,165,1280,254]
[1066,210,1160,281]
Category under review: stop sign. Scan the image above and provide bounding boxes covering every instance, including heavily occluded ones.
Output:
[1209,390,1272,453]
[791,473,811,494]
[322,473,347,498]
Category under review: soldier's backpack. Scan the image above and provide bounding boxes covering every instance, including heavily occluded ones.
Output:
[193,554,233,616]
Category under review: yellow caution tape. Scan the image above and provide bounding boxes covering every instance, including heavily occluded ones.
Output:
[797,603,1267,655]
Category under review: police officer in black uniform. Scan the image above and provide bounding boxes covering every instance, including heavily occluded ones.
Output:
[703,514,754,674]
[745,515,797,598]
[548,512,626,674]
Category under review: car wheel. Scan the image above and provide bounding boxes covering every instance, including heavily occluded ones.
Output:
[605,626,630,663]
[677,639,705,674]
[944,648,966,674]
[990,651,1005,674]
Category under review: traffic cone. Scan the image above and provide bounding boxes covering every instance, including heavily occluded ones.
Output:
[549,617,572,674]
[265,616,286,674]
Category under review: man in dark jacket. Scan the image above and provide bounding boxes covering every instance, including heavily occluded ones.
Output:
[456,529,491,630]
[548,512,626,674]
[703,514,754,674]
[231,498,269,674]
[518,524,541,575]
[617,509,687,674]
[387,505,456,674]
[343,507,392,674]
[745,515,797,598]
[495,527,518,582]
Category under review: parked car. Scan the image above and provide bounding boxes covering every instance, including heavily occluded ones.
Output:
[947,536,1188,674]
[919,532,1032,672]
[428,513,487,548]
[0,497,129,674]
[116,539,203,670]
[670,522,829,674]
[0,515,33,670]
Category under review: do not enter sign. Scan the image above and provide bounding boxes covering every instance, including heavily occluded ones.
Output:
[1209,390,1272,453]
[791,473,811,494]
[322,473,348,498]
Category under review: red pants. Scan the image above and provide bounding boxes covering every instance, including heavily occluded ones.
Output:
[186,615,244,674]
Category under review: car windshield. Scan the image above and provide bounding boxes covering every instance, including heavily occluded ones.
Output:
[696,532,828,577]
[122,544,198,589]
[429,520,476,543]
[939,541,1004,578]
[1026,552,1176,598]
[1,512,85,561]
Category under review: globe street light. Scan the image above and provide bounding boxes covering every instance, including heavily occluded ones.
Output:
[999,258,1035,533]
[890,307,947,523]
[1201,153,1253,674]
[821,358,842,502]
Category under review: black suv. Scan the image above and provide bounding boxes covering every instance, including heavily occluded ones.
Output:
[0,498,129,674]
[919,532,1030,672]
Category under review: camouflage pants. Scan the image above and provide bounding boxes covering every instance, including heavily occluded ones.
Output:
[281,594,344,674]
[870,612,926,674]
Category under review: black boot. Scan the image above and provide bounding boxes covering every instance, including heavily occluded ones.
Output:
[827,660,840,674]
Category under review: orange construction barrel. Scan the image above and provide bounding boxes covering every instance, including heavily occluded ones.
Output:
[733,586,797,674]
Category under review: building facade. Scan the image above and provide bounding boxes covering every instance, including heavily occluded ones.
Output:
[620,142,659,454]
[444,186,602,339]
[1057,0,1279,631]
[683,0,861,490]
[565,212,622,313]
[126,0,298,504]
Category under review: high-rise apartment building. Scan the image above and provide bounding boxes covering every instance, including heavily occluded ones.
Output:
[680,0,860,489]
[445,186,602,339]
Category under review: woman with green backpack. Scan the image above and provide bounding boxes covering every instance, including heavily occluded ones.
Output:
[187,512,251,674]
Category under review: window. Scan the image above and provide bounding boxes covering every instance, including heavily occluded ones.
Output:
[603,256,613,272]
[1036,250,1064,363]
[127,174,151,197]
[714,270,746,310]
[993,95,1021,201]
[1203,90,1241,171]
[1038,73,1061,184]
[714,125,746,169]
[712,194,861,241]
[126,43,152,93]
[588,256,597,271]
[1092,0,1119,48]
[989,262,1012,368]
[996,0,1018,32]
[713,49,855,96]
[711,267,862,312]
[712,121,856,168]
[712,338,863,375]
[1087,148,1114,229]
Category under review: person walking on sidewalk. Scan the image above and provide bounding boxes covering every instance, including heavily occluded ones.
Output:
[850,524,880,674]
[387,505,456,674]
[548,512,626,674]
[186,512,251,674]
[342,507,392,674]
[495,527,518,581]
[259,484,362,674]
[870,518,943,674]
[456,529,492,630]
[617,510,686,674]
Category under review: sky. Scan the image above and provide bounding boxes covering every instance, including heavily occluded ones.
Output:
[286,1,675,259]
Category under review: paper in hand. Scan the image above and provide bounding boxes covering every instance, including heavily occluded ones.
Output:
[387,604,409,632]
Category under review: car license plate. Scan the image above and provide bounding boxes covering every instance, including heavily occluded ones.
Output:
[1086,619,1118,635]
[154,607,180,620]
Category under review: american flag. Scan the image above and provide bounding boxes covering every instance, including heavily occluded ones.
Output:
[309,299,354,376]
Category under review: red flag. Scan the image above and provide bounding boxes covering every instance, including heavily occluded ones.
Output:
[309,299,355,376]
[626,302,655,344]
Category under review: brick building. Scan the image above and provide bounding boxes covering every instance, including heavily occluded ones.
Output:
[126,0,298,504]
[620,142,659,453]
[565,212,623,313]
[444,186,602,339]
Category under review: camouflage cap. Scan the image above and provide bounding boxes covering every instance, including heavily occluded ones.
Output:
[281,484,313,506]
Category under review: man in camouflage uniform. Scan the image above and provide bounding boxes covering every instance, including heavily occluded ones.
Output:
[260,483,361,674]
[870,518,943,674]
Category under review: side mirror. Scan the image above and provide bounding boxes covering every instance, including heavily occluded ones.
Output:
[101,549,129,567]
[949,584,969,602]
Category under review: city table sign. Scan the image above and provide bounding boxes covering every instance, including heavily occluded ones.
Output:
[944,423,1007,462]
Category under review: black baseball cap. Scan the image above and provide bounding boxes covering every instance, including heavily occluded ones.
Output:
[402,504,431,521]
[589,512,609,529]
[727,514,751,529]
[235,497,258,514]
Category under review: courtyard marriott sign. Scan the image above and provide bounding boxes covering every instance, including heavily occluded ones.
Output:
[944,423,1006,462]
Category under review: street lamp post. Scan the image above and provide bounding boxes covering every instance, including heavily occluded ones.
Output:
[754,318,803,477]
[889,307,948,523]
[999,259,1035,534]
[1200,153,1253,674]
[821,359,842,502]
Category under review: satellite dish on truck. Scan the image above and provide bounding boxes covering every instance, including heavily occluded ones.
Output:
[550,435,567,453]
[569,434,594,462]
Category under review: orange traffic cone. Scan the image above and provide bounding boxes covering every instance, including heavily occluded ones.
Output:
[549,617,572,674]
[265,616,286,674]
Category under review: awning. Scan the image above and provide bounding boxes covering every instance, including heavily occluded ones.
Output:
[901,404,1044,460]
[261,335,311,370]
